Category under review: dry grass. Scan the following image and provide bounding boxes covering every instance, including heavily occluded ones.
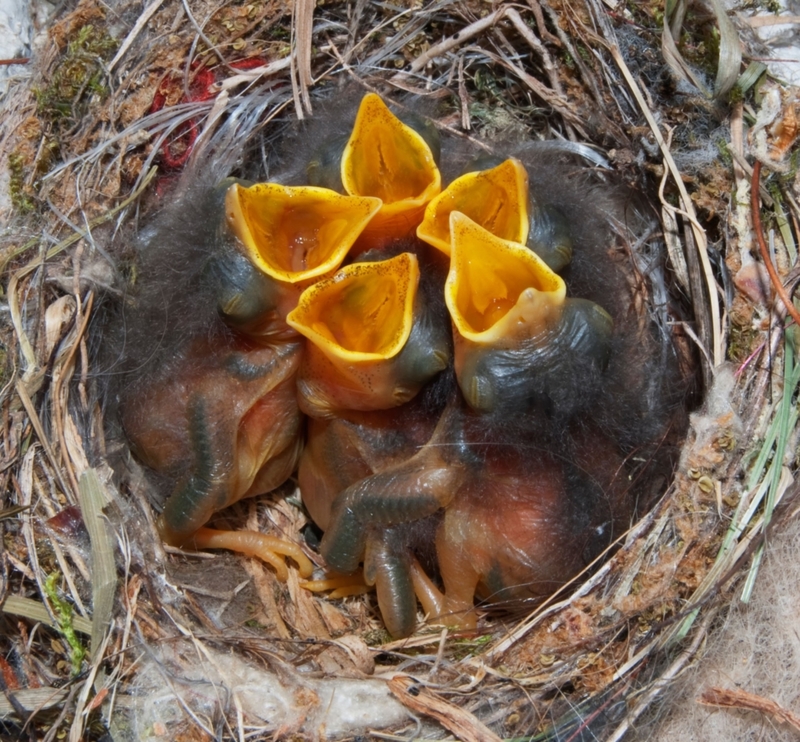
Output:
[0,0,799,739]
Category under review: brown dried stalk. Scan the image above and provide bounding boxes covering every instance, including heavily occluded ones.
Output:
[699,686,800,732]
[752,160,800,328]
[388,675,502,742]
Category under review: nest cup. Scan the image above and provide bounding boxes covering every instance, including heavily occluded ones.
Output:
[0,1,797,740]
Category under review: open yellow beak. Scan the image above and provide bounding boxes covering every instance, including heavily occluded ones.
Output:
[341,93,441,245]
[288,252,418,362]
[417,158,529,256]
[225,182,381,285]
[446,213,612,413]
[287,252,431,413]
[445,212,565,345]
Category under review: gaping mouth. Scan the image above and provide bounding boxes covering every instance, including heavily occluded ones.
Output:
[341,93,441,240]
[286,252,420,363]
[417,157,529,256]
[445,212,565,343]
[225,181,381,284]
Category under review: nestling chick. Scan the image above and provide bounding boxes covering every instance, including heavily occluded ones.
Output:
[288,243,453,637]
[108,89,687,638]
[114,164,389,579]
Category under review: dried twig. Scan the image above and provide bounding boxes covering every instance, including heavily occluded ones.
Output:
[752,160,800,328]
[108,0,166,72]
[744,14,800,28]
[290,0,314,116]
[388,675,503,742]
[699,686,800,732]
[401,7,508,75]
[605,612,713,742]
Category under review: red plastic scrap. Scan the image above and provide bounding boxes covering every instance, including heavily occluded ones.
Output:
[150,57,267,169]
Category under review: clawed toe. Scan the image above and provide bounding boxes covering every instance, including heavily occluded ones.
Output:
[190,527,314,581]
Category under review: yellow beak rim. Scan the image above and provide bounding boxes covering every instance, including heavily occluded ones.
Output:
[417,158,530,256]
[225,182,382,284]
[341,94,441,220]
[445,212,565,344]
[286,252,420,363]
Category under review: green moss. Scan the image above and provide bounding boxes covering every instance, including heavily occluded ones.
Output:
[575,42,592,63]
[727,84,744,104]
[715,138,733,167]
[34,24,117,133]
[781,148,800,185]
[270,25,290,41]
[450,632,492,660]
[44,571,87,677]
[363,627,392,646]
[8,136,59,215]
[8,152,35,213]
[727,321,759,365]
[677,18,720,79]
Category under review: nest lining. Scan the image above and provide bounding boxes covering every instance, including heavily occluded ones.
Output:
[0,0,799,740]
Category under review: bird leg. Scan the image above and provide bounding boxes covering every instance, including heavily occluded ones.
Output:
[364,528,420,638]
[319,404,463,575]
[408,558,481,630]
[320,458,461,575]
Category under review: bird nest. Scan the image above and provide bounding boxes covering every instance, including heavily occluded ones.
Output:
[1,0,799,739]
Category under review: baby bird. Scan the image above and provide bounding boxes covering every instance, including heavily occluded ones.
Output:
[116,171,388,579]
[416,214,630,627]
[287,245,452,637]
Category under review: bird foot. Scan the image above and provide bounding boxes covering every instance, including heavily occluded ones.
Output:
[410,560,479,630]
[301,571,371,599]
[189,527,314,581]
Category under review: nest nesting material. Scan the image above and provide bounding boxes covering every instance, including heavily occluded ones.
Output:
[1,1,799,740]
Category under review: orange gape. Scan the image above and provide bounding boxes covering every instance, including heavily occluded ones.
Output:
[417,157,530,256]
[287,252,449,416]
[340,94,441,248]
